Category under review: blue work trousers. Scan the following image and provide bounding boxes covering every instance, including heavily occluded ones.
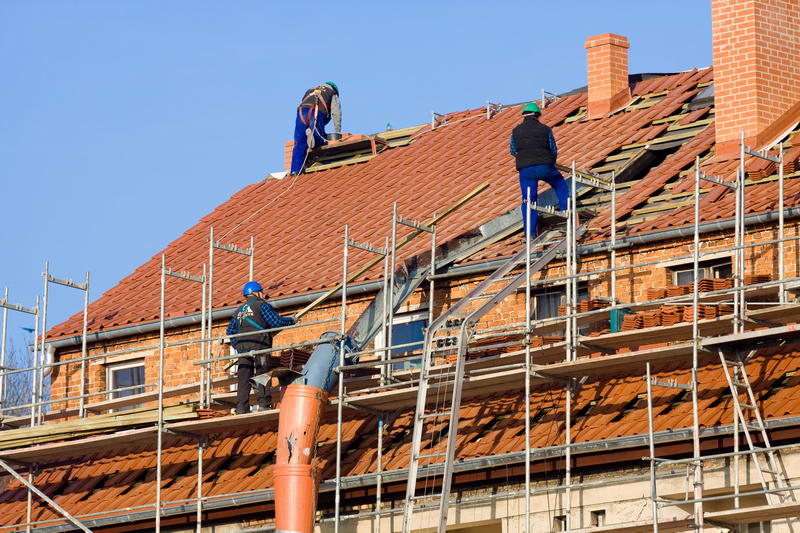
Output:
[519,164,570,237]
[290,107,329,174]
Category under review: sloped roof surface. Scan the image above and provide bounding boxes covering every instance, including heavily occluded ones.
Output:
[49,67,800,339]
[3,347,799,526]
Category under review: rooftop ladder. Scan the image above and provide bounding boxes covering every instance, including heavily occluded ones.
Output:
[401,224,585,532]
[717,348,797,506]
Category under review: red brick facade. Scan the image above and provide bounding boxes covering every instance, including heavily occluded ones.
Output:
[712,0,800,155]
[585,33,632,119]
[49,218,798,412]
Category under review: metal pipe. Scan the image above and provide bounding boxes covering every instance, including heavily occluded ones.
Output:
[78,272,89,418]
[30,297,39,425]
[200,265,207,409]
[249,236,255,282]
[388,202,397,377]
[25,467,33,533]
[691,158,703,530]
[196,438,204,533]
[38,261,49,425]
[565,168,576,530]
[207,227,214,411]
[779,146,786,303]
[610,171,617,309]
[645,363,658,533]
[156,254,166,532]
[0,288,7,411]
[334,225,349,533]
[524,186,532,533]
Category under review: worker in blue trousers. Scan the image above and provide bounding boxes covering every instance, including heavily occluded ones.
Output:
[290,82,342,175]
[226,281,296,414]
[510,102,570,237]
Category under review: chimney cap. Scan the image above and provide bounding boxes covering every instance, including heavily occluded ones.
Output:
[585,33,630,49]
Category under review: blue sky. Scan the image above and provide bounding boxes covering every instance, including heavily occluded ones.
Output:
[0,1,712,354]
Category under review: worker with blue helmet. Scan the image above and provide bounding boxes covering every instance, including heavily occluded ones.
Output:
[226,281,296,414]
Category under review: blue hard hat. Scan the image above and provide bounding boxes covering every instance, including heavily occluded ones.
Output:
[242,281,263,297]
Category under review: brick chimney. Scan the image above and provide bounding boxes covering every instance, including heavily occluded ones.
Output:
[585,33,632,119]
[712,0,800,157]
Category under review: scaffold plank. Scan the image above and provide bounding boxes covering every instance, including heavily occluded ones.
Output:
[702,323,800,349]
[0,427,157,463]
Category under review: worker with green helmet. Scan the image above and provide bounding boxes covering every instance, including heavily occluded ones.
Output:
[290,82,342,175]
[510,102,570,236]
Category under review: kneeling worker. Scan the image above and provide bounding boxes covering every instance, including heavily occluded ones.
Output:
[226,281,296,414]
[290,81,341,175]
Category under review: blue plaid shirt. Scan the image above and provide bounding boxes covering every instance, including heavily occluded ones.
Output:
[226,300,295,347]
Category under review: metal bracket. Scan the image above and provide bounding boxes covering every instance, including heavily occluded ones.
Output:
[744,146,781,163]
[341,401,385,417]
[698,170,736,190]
[530,370,572,384]
[162,427,204,440]
[395,214,434,233]
[648,377,692,391]
[485,101,502,120]
[347,239,388,256]
[431,111,447,129]
[164,268,204,283]
[578,341,616,355]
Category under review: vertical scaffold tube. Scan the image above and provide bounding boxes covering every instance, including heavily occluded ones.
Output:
[645,363,659,533]
[691,161,703,529]
[78,272,90,418]
[524,187,532,533]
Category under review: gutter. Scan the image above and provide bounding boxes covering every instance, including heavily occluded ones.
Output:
[47,206,800,351]
[35,414,800,532]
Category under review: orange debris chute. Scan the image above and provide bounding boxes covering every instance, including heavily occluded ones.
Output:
[275,384,326,533]
[274,332,354,533]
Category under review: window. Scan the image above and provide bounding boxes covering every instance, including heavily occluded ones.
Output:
[375,311,428,370]
[552,515,567,532]
[590,509,606,527]
[107,360,145,411]
[671,258,732,285]
[747,522,771,533]
[534,286,589,321]
[534,285,590,335]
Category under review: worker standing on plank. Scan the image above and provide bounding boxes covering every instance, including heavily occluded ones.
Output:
[510,102,570,236]
[289,82,342,175]
[226,281,296,414]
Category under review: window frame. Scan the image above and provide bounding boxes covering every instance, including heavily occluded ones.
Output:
[106,359,146,410]
[374,309,429,368]
[670,257,733,285]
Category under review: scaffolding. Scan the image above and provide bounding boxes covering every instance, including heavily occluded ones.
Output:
[2,131,800,533]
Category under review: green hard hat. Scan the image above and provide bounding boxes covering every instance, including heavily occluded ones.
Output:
[325,81,339,94]
[522,102,541,115]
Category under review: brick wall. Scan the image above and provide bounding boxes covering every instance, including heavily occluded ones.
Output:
[49,219,799,415]
[712,0,800,155]
[585,33,632,119]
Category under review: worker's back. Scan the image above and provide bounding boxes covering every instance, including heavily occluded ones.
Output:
[511,115,555,170]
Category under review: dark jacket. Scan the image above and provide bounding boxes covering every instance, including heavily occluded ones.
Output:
[300,84,342,133]
[227,296,295,355]
[510,115,558,170]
